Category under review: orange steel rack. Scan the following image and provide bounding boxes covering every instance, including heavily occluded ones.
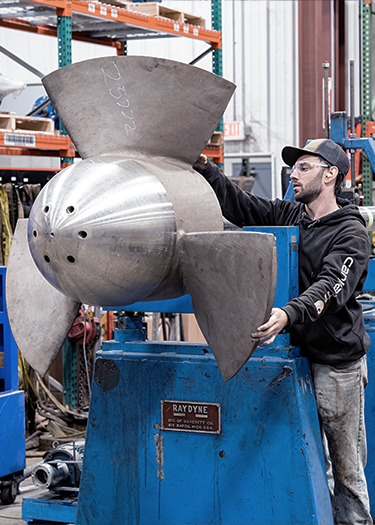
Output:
[0,0,222,168]
[0,131,77,158]
[0,1,221,52]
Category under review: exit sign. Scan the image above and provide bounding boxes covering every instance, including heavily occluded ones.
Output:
[223,121,245,141]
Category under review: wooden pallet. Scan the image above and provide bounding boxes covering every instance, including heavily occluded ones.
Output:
[109,1,206,27]
[0,112,15,131]
[208,131,223,145]
[15,116,54,134]
[0,112,54,134]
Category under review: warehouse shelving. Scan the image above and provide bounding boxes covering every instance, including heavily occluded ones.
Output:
[0,0,221,51]
[0,0,223,167]
[0,129,76,159]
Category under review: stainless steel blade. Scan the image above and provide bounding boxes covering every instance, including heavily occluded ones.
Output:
[6,219,81,376]
[180,231,277,381]
[42,56,235,164]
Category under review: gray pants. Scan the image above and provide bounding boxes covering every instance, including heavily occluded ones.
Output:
[311,355,373,525]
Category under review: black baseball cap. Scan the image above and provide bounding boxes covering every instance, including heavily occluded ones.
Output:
[282,139,350,176]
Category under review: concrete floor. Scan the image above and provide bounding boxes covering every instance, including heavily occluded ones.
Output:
[0,451,75,525]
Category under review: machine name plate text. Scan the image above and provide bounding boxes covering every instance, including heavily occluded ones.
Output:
[160,400,221,434]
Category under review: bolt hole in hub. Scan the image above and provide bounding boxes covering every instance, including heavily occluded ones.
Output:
[33,230,38,238]
[78,231,87,239]
[67,255,75,263]
[66,206,75,214]
[44,255,50,263]
[43,205,50,214]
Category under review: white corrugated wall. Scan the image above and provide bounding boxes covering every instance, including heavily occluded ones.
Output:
[125,0,300,198]
[218,0,299,198]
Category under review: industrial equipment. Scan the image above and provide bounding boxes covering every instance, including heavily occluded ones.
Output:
[68,310,100,347]
[31,441,84,491]
[31,96,59,129]
[74,227,334,525]
[6,56,277,384]
[22,227,336,525]
[22,442,84,524]
[0,266,25,505]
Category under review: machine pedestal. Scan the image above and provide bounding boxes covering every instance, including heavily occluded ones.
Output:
[76,341,333,525]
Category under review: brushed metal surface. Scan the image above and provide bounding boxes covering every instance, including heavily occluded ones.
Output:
[6,220,80,376]
[42,56,235,164]
[181,231,277,381]
[28,154,223,307]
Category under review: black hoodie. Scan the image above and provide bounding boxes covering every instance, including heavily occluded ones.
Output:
[198,161,371,365]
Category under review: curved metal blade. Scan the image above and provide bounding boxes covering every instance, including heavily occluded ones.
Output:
[42,56,235,164]
[6,219,80,376]
[180,231,277,381]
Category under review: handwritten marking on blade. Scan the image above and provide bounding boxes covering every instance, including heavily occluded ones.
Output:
[101,62,136,136]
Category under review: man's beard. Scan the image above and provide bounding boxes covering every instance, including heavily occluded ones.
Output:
[294,171,324,205]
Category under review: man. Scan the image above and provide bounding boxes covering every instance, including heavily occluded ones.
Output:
[193,139,372,525]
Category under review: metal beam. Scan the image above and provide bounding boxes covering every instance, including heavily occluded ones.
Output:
[0,44,44,78]
[189,46,213,66]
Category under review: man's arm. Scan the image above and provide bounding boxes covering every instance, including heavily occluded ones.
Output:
[282,226,370,327]
[193,155,296,227]
[252,224,370,345]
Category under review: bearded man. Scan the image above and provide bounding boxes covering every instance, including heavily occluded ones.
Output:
[193,139,372,525]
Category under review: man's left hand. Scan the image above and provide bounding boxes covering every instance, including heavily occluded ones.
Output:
[251,308,289,347]
[193,154,208,171]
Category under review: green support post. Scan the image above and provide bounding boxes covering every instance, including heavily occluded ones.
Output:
[361,0,373,206]
[62,337,77,409]
[211,0,224,169]
[57,12,77,407]
[57,14,74,165]
[211,0,222,78]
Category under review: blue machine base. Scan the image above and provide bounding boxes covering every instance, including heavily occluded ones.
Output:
[75,341,333,525]
[0,390,25,478]
[362,308,375,517]
[22,491,78,524]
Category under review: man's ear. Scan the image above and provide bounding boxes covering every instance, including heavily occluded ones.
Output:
[325,166,338,181]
